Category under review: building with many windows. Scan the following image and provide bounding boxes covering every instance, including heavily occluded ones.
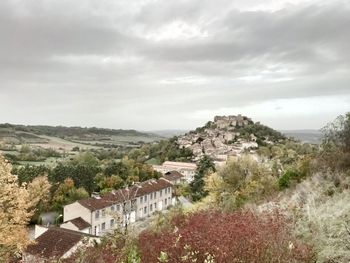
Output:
[61,178,173,236]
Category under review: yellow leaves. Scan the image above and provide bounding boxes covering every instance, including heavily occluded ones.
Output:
[202,155,278,211]
[0,155,39,260]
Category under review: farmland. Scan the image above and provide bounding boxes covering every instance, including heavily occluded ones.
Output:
[0,123,163,166]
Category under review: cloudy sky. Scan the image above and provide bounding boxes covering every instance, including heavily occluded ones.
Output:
[0,0,349,131]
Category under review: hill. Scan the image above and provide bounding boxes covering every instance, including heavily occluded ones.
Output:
[0,123,163,165]
[0,123,162,146]
[177,114,287,162]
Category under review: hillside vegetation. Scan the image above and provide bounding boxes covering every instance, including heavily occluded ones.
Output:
[0,123,163,165]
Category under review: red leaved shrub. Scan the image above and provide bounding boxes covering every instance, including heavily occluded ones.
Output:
[139,210,314,263]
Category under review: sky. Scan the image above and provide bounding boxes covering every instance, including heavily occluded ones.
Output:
[0,0,349,131]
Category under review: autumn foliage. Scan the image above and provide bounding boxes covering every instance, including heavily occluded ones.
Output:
[139,210,314,263]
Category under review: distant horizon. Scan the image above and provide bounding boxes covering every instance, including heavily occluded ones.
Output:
[0,117,328,133]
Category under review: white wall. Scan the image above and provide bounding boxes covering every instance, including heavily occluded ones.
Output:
[34,225,48,239]
[64,202,91,224]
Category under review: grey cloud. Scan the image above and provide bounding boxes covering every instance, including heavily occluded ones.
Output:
[0,0,349,130]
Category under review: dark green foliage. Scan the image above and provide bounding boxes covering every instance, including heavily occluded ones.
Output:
[190,155,216,201]
[278,170,303,190]
[132,137,193,164]
[236,123,286,143]
[49,163,101,193]
[12,164,50,183]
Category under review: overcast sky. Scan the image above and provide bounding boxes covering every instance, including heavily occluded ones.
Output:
[0,0,349,131]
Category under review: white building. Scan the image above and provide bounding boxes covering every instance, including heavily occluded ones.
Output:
[61,178,173,236]
[153,161,197,183]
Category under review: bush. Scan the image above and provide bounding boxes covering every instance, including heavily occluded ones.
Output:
[139,210,314,263]
[278,170,300,190]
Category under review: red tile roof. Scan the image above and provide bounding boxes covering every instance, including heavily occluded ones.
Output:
[78,178,172,211]
[26,227,93,259]
[66,217,91,230]
[164,171,184,181]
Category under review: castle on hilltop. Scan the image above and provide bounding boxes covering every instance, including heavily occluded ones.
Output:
[213,114,253,129]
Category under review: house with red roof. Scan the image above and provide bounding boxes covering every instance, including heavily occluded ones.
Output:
[61,178,173,236]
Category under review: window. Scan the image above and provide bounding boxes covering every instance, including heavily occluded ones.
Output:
[102,209,106,218]
[150,204,153,212]
[165,198,168,206]
[154,192,157,198]
[94,226,97,235]
[144,206,147,214]
[110,219,115,227]
[150,193,153,200]
[140,196,143,203]
[154,202,157,209]
[145,195,147,202]
[160,190,162,197]
[95,210,100,220]
[117,204,120,211]
[111,205,115,212]
[101,222,106,230]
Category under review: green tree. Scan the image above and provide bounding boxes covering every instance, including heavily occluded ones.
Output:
[12,164,49,184]
[190,155,216,201]
[49,163,100,193]
[69,151,100,167]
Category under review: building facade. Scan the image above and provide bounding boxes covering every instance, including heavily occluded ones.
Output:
[153,161,197,183]
[62,178,173,236]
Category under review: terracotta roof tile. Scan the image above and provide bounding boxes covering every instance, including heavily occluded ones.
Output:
[77,178,172,211]
[164,171,184,181]
[67,217,91,230]
[26,228,90,259]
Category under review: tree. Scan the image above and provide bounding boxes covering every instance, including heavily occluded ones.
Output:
[205,155,277,211]
[322,112,350,152]
[95,173,124,193]
[50,163,100,193]
[320,112,350,171]
[0,155,36,260]
[69,151,100,167]
[27,175,52,223]
[190,155,216,201]
[12,164,49,184]
[52,178,89,213]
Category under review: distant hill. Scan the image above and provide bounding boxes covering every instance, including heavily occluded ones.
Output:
[0,123,163,151]
[150,130,189,138]
[280,130,323,144]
